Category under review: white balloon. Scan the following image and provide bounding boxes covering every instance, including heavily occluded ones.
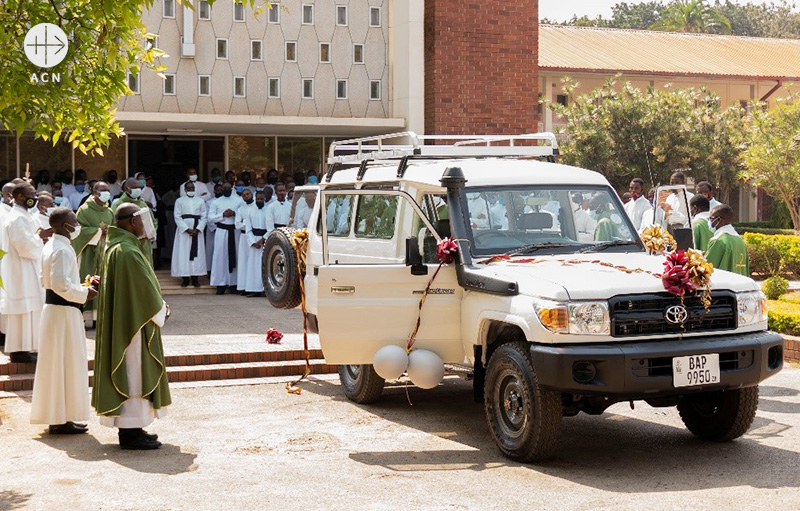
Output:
[372,345,409,381]
[407,349,445,389]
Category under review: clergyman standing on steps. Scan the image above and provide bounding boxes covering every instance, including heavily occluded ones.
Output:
[171,181,207,287]
[93,203,171,450]
[208,182,243,295]
[112,178,158,267]
[30,208,98,435]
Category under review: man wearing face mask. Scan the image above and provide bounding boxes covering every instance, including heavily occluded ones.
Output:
[265,183,292,232]
[112,178,158,267]
[171,181,207,287]
[689,195,713,252]
[179,168,211,201]
[0,184,52,363]
[206,168,222,192]
[106,169,122,199]
[236,189,255,295]
[35,192,55,229]
[134,172,157,210]
[240,190,269,297]
[61,170,76,198]
[208,182,244,294]
[30,208,98,435]
[205,184,224,266]
[705,205,749,276]
[68,170,89,211]
[73,182,114,327]
[93,202,171,450]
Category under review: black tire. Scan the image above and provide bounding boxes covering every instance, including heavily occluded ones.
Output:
[677,386,759,441]
[338,364,385,404]
[484,342,562,462]
[263,227,302,309]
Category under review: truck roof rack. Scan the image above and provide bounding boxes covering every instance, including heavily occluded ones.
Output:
[327,131,559,165]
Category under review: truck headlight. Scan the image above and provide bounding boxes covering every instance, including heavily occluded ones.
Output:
[534,300,610,335]
[737,291,767,326]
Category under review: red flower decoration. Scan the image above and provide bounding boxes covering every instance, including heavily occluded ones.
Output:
[266,328,283,344]
[436,237,458,265]
[662,250,696,297]
[90,275,101,288]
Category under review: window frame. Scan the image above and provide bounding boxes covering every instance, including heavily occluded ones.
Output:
[251,39,263,61]
[353,43,365,65]
[268,3,280,23]
[336,5,348,26]
[233,76,247,98]
[198,0,211,20]
[369,6,381,27]
[319,42,331,63]
[163,0,175,18]
[285,41,297,62]
[163,73,176,96]
[302,78,314,99]
[233,1,245,22]
[198,75,211,97]
[302,3,314,25]
[127,71,140,95]
[336,79,348,100]
[369,80,382,101]
[268,78,281,98]
[216,38,229,60]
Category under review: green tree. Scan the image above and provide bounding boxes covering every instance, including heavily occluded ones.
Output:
[651,0,732,34]
[715,1,800,38]
[610,2,667,29]
[742,94,800,232]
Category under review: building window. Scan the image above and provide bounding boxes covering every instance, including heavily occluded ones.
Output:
[319,42,330,63]
[556,94,568,107]
[163,0,175,18]
[353,44,364,64]
[370,80,381,100]
[268,4,280,23]
[370,6,381,27]
[336,80,347,100]
[302,79,314,99]
[285,41,297,62]
[234,76,246,98]
[336,5,348,26]
[198,75,211,96]
[216,38,228,59]
[146,34,159,50]
[233,1,245,22]
[268,78,280,98]
[302,4,314,25]
[163,74,176,95]
[198,1,211,20]
[127,72,140,94]
[251,40,263,61]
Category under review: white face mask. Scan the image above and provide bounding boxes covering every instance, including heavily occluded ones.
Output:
[99,191,111,203]
[707,219,717,233]
[134,207,156,240]
[187,191,196,198]
[45,207,57,217]
[67,223,81,241]
[188,175,198,182]
[129,188,142,199]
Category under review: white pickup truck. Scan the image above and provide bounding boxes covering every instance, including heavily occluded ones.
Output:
[263,132,783,462]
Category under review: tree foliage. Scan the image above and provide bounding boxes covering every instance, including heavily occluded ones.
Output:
[651,0,732,34]
[551,77,746,200]
[742,93,800,232]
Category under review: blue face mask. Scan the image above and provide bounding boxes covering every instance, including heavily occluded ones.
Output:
[308,175,319,184]
[138,179,147,188]
[235,186,245,194]
[54,196,65,206]
[75,184,85,193]
[212,176,221,184]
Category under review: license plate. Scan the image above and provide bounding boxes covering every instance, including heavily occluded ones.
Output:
[672,354,720,388]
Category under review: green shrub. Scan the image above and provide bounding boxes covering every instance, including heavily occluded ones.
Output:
[763,276,790,300]
[768,300,800,336]
[736,227,796,236]
[743,233,800,278]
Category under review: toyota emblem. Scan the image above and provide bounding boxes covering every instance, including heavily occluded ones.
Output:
[664,304,689,325]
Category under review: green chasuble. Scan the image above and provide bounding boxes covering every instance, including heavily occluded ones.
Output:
[92,226,171,417]
[111,193,157,266]
[706,232,750,276]
[692,218,714,252]
[594,211,630,242]
[72,200,114,312]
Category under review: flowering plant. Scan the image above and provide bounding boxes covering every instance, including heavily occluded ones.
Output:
[266,328,283,344]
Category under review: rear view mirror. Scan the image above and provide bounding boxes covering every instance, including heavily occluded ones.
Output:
[405,237,428,276]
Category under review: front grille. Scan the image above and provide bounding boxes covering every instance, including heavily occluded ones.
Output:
[610,291,737,337]
[631,350,754,377]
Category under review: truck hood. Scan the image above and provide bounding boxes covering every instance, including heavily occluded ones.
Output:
[475,252,759,300]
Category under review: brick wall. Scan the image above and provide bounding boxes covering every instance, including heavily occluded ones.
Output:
[424,1,539,136]
[784,335,800,361]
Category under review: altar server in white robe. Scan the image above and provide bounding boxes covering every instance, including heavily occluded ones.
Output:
[236,189,255,293]
[179,168,213,201]
[208,182,244,294]
[243,190,270,296]
[1,184,51,363]
[30,209,97,434]
[266,183,292,232]
[171,182,207,287]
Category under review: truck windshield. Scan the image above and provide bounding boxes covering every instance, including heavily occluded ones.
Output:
[464,186,642,257]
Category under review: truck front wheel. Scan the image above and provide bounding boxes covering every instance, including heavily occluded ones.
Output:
[677,386,759,441]
[338,364,385,404]
[484,342,562,462]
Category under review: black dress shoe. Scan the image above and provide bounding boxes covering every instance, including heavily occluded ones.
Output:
[49,423,88,434]
[191,276,200,288]
[120,436,162,450]
[9,352,36,364]
[68,421,88,430]
[142,430,159,441]
[228,286,238,294]
[181,277,190,287]
[216,286,226,295]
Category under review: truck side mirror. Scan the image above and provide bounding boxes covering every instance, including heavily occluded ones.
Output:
[672,228,694,251]
[405,237,428,276]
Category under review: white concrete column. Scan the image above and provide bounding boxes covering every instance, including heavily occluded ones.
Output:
[182,4,195,57]
[389,0,425,135]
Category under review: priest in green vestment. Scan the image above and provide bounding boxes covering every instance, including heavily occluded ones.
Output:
[111,177,157,267]
[689,194,714,251]
[92,202,170,450]
[72,182,114,326]
[590,195,632,242]
[705,204,749,276]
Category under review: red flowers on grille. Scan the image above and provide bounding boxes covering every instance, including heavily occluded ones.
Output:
[662,250,696,297]
[436,237,458,265]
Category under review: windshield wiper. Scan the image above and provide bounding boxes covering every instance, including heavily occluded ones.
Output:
[505,242,577,257]
[578,240,639,253]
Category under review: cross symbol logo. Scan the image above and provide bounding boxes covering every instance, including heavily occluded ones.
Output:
[24,23,68,68]
[735,253,747,272]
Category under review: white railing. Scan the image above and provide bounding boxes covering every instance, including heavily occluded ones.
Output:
[327,131,559,164]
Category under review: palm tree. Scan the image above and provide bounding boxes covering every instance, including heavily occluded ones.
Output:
[651,0,732,34]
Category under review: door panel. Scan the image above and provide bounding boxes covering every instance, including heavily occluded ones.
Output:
[317,264,463,364]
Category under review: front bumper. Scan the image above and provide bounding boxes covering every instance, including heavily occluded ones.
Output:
[530,331,784,398]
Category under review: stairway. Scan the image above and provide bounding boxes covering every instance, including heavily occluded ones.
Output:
[155,270,218,295]
[0,348,336,393]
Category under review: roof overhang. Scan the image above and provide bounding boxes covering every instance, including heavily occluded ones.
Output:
[540,66,800,82]
[114,111,407,137]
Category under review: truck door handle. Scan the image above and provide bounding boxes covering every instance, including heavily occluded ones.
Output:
[331,286,355,295]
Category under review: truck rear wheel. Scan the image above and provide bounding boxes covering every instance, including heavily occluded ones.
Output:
[263,227,302,309]
[338,364,385,404]
[677,386,759,441]
[484,342,562,462]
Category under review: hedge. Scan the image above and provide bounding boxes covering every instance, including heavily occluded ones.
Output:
[768,300,800,337]
[743,233,800,278]
[736,227,797,236]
